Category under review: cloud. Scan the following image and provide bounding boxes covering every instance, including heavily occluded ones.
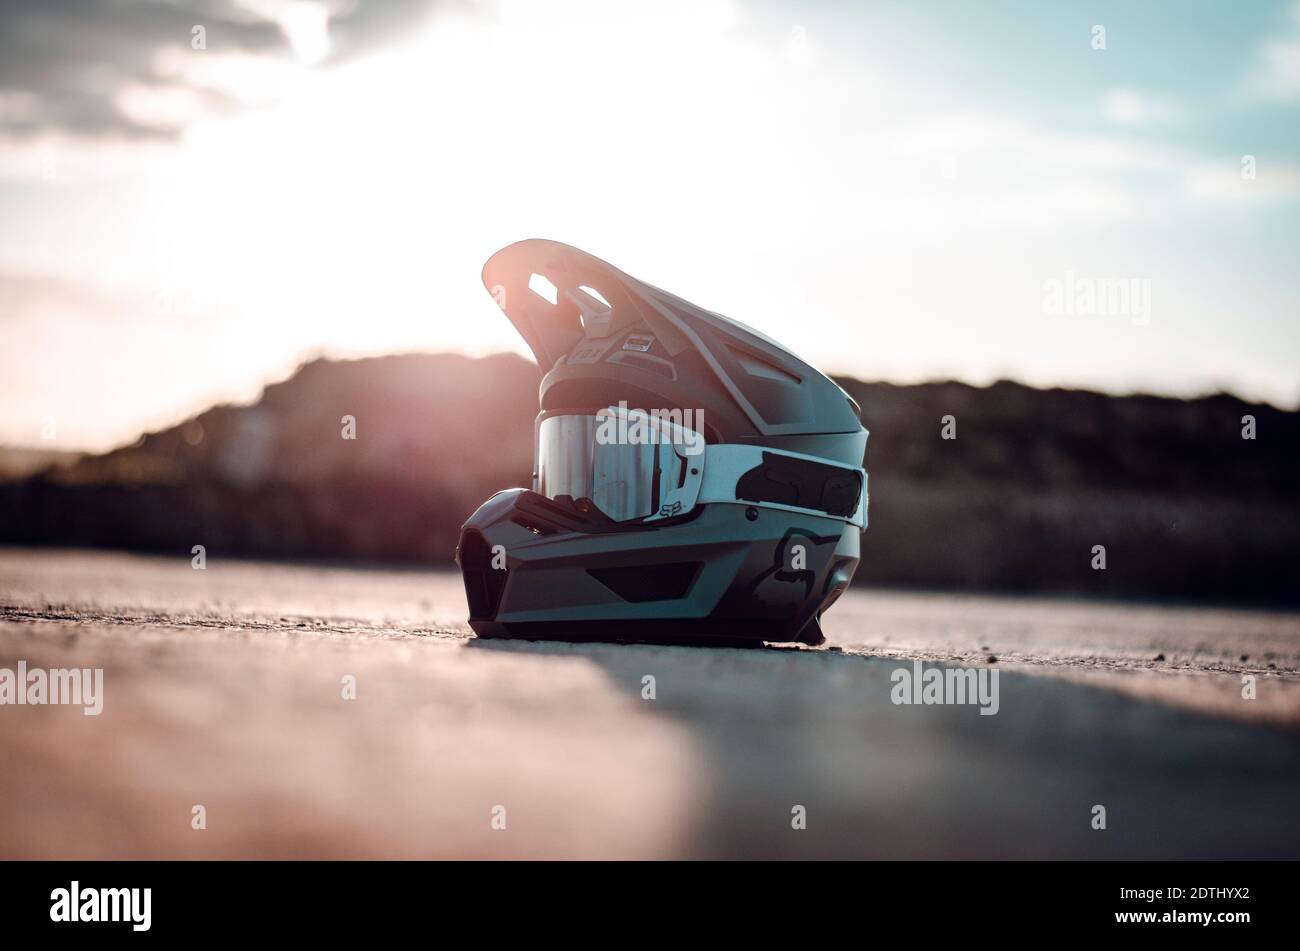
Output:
[0,0,295,140]
[320,0,442,64]
[878,113,1185,231]
[0,0,449,141]
[1243,0,1300,101]
[1102,88,1182,126]
[1185,158,1300,201]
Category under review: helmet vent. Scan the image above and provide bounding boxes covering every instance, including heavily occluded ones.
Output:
[528,272,558,305]
[586,562,702,603]
[510,514,556,536]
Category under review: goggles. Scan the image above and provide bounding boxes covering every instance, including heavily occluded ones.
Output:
[536,406,867,529]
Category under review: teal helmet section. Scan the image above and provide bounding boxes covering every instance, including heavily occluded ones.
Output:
[456,240,868,647]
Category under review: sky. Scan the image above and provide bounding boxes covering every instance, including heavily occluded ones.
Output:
[1,0,1298,451]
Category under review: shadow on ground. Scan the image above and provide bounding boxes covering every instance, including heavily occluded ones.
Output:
[468,637,1300,859]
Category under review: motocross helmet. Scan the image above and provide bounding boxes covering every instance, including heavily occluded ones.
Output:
[456,239,868,647]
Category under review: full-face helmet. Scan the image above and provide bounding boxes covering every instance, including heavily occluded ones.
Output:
[456,240,868,647]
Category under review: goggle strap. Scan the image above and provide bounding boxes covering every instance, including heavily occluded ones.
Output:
[699,444,867,528]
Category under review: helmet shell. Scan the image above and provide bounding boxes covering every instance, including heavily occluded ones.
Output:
[458,240,869,646]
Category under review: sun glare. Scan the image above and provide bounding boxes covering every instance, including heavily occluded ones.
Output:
[4,0,1297,452]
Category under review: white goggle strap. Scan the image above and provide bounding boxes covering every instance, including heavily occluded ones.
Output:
[697,444,868,529]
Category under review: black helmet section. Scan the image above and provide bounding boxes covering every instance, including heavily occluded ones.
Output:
[456,489,861,647]
[481,239,865,465]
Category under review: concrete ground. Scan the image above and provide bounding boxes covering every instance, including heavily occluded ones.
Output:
[0,547,1297,859]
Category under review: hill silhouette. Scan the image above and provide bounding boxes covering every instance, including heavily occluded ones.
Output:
[2,352,1295,604]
